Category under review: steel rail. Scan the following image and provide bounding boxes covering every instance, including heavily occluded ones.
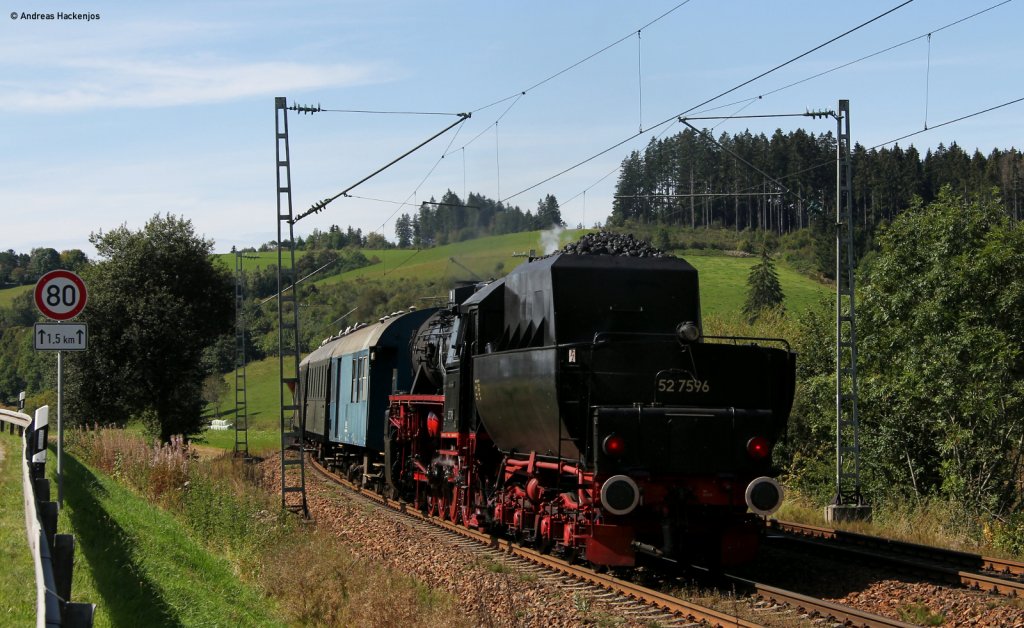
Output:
[769,519,1024,597]
[716,572,916,628]
[307,456,760,627]
[308,455,916,627]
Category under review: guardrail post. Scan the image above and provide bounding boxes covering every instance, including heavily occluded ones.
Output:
[34,477,50,502]
[40,501,58,549]
[64,603,96,626]
[53,534,75,603]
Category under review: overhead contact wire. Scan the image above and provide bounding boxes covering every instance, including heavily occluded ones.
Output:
[924,33,932,129]
[697,94,1024,200]
[638,30,644,133]
[648,0,1017,199]
[871,96,1024,150]
[678,1,915,120]
[471,0,693,115]
[373,118,468,234]
[495,122,501,203]
[449,93,523,156]
[501,0,916,203]
[703,0,1012,117]
[425,2,692,207]
[294,114,470,223]
[317,108,466,116]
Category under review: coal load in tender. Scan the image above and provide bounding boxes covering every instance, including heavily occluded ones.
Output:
[559,231,667,258]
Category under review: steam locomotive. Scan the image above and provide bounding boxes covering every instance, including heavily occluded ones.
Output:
[298,237,796,567]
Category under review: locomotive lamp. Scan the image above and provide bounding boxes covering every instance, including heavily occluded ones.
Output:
[675,321,700,343]
[746,436,771,460]
[602,433,626,456]
[745,477,784,516]
[600,475,641,516]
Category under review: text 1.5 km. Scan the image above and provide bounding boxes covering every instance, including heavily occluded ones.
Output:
[33,323,88,351]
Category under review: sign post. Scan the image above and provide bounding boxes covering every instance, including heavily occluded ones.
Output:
[34,269,88,508]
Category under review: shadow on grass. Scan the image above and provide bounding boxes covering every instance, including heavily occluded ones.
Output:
[61,455,184,627]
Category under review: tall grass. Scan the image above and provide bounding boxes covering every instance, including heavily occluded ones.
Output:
[71,427,190,506]
[0,432,35,626]
[68,427,461,626]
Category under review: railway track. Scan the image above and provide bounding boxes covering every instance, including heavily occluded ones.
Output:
[307,454,912,627]
[768,519,1024,598]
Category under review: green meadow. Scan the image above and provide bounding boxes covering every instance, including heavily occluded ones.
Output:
[0,284,31,308]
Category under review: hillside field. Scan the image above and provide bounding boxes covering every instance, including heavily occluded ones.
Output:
[0,284,31,308]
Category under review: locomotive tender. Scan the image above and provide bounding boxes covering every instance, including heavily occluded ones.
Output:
[298,237,796,567]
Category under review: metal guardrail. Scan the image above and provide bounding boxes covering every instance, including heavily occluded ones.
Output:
[2,407,30,434]
[1,407,94,627]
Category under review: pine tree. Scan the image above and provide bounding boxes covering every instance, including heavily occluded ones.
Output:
[742,247,784,322]
[395,213,413,248]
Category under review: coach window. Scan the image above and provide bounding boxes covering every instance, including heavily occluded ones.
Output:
[351,355,369,403]
[351,357,358,401]
[358,355,368,402]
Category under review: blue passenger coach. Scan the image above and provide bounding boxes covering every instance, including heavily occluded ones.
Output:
[298,308,435,454]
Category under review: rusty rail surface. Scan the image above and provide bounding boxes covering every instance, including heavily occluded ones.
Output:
[769,519,1024,598]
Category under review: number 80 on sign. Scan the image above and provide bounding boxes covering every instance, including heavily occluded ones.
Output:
[34,269,88,321]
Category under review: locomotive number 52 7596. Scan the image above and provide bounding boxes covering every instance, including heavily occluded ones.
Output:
[657,377,710,393]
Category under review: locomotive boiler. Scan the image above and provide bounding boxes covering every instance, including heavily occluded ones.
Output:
[299,235,796,567]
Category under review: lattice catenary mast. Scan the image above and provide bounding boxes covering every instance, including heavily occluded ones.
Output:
[274,97,309,516]
[233,248,258,459]
[827,99,871,522]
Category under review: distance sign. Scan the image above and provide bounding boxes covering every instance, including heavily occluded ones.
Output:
[34,323,88,351]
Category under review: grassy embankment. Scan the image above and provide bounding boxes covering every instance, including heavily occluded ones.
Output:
[64,428,459,626]
[2,426,464,626]
[0,431,35,624]
[40,433,283,627]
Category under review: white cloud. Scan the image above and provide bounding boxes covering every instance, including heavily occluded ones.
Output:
[0,59,383,112]
[0,13,392,112]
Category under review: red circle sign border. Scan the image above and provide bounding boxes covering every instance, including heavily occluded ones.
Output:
[34,269,88,321]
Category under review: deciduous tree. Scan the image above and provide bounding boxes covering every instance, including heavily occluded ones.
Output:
[858,187,1024,514]
[65,214,233,441]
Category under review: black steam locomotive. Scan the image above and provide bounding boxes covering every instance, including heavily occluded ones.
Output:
[298,236,796,566]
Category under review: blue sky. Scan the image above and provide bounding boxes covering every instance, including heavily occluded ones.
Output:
[3,0,1021,256]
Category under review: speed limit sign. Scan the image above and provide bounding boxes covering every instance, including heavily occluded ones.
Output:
[35,269,88,321]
